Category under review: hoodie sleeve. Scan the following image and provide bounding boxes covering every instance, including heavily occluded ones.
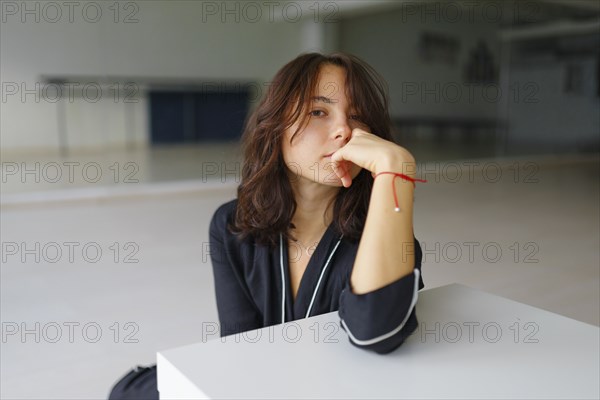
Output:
[338,236,424,354]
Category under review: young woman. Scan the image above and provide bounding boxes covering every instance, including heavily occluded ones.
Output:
[210,52,425,355]
[109,51,425,400]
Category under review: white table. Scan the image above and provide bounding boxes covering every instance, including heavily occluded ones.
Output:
[157,283,599,399]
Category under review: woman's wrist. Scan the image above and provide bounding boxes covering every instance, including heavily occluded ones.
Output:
[375,148,417,176]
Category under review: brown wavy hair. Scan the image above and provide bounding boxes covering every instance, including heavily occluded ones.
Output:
[228,52,394,247]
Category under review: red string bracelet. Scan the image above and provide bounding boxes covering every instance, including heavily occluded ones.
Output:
[373,172,427,212]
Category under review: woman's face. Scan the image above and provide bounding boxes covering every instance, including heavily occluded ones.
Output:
[282,64,367,188]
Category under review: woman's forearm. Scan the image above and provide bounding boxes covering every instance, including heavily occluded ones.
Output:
[350,158,417,295]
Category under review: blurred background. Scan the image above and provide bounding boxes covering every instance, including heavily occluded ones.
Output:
[1,0,598,398]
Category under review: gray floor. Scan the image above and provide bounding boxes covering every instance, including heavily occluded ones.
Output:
[1,144,599,399]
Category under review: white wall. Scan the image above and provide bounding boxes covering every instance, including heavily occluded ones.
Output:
[333,4,599,153]
[4,1,596,155]
[337,5,502,119]
[506,53,599,151]
[0,1,313,153]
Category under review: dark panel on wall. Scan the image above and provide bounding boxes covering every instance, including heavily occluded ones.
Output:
[149,92,187,144]
[150,88,249,144]
[194,91,249,141]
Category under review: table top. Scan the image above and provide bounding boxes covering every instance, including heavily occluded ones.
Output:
[157,283,600,399]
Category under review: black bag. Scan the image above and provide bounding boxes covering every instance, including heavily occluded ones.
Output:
[108,364,158,400]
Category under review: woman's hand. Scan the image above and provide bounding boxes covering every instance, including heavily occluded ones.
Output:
[329,128,416,188]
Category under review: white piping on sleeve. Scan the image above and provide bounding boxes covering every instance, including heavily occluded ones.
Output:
[305,235,344,318]
[340,268,420,346]
[279,233,286,324]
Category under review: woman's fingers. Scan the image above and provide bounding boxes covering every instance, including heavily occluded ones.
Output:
[332,159,351,188]
[330,129,377,187]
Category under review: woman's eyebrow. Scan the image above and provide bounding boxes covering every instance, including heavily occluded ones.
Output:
[311,96,337,104]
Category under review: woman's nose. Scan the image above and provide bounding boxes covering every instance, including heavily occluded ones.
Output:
[331,116,352,142]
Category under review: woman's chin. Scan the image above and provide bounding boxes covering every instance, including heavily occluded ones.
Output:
[321,180,344,187]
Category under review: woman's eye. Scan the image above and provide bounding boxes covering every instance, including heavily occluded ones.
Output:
[310,110,325,117]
